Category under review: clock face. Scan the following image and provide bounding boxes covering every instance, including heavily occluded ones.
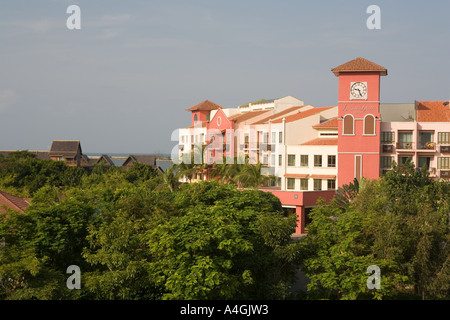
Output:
[350,82,367,100]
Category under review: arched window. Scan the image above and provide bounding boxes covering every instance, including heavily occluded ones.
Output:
[343,114,354,135]
[194,114,198,123]
[364,114,375,135]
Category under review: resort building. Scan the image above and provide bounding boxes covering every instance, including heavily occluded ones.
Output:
[175,57,449,234]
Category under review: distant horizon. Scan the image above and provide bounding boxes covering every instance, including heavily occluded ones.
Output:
[1,1,448,153]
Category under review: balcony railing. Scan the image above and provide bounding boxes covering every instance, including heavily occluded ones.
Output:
[396,142,414,150]
[418,142,436,150]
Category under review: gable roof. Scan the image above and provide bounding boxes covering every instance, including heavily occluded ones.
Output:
[96,154,115,167]
[0,190,30,214]
[416,101,450,122]
[49,140,82,156]
[313,117,338,129]
[186,100,223,111]
[271,106,335,124]
[331,57,387,76]
[122,155,157,167]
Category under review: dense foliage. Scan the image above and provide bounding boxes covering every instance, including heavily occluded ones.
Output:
[0,152,299,300]
[0,153,448,300]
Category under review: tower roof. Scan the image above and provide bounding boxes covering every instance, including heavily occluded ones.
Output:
[186,100,223,111]
[331,57,387,76]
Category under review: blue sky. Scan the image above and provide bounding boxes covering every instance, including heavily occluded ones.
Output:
[0,0,449,153]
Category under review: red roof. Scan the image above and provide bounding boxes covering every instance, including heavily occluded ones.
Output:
[186,100,223,111]
[228,110,269,123]
[271,106,335,124]
[301,138,338,146]
[416,101,450,122]
[252,106,306,124]
[331,57,387,76]
[0,190,30,214]
[313,117,338,129]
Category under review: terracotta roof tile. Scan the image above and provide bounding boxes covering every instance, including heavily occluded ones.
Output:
[331,57,387,76]
[272,106,335,124]
[186,100,223,111]
[301,138,338,146]
[416,101,450,122]
[228,110,270,123]
[313,117,338,129]
[309,174,336,179]
[0,190,30,214]
[252,106,306,124]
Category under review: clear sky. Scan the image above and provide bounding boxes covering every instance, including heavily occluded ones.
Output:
[0,0,449,154]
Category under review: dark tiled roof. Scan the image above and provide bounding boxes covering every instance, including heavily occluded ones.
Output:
[49,140,81,156]
[331,57,387,76]
[96,155,115,166]
[122,155,157,167]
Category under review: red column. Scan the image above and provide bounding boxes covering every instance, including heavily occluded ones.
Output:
[295,206,305,234]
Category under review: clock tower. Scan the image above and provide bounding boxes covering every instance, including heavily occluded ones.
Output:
[332,57,388,187]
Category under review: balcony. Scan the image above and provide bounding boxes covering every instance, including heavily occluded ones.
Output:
[382,144,394,153]
[396,142,414,150]
[417,142,436,152]
[439,170,450,179]
[440,145,450,153]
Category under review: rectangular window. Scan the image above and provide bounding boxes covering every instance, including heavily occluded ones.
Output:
[314,179,322,191]
[438,157,450,169]
[271,155,275,166]
[278,154,282,166]
[279,132,283,144]
[314,155,322,167]
[300,155,309,167]
[327,179,336,190]
[381,132,395,144]
[288,155,296,167]
[271,132,277,144]
[380,156,394,169]
[398,156,413,166]
[418,157,431,169]
[300,178,308,191]
[398,131,413,149]
[287,178,295,190]
[418,131,434,149]
[327,155,336,168]
[438,132,450,144]
[263,132,269,144]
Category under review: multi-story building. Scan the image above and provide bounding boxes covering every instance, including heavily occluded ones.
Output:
[174,57,449,235]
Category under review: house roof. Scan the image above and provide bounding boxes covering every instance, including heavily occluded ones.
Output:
[331,57,387,76]
[96,154,115,166]
[49,140,81,156]
[416,101,450,122]
[271,106,335,124]
[301,138,338,146]
[309,174,336,179]
[122,155,157,167]
[228,110,270,123]
[313,117,338,129]
[0,190,30,214]
[186,100,223,111]
[253,106,306,124]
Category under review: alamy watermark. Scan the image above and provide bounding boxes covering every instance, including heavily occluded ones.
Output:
[367,265,381,290]
[66,265,81,290]
[367,5,381,30]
